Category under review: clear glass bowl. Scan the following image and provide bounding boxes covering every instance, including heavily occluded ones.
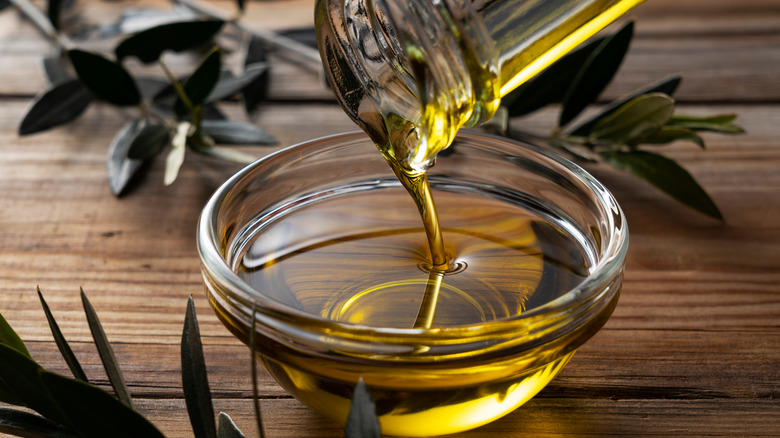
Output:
[197,131,628,436]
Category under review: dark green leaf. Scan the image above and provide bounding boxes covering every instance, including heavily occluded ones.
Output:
[39,370,165,438]
[344,379,380,438]
[568,74,682,136]
[47,0,63,30]
[279,28,318,49]
[107,119,146,196]
[600,149,722,219]
[43,53,72,86]
[559,21,634,127]
[589,93,675,144]
[37,288,89,382]
[175,48,222,116]
[209,64,268,103]
[502,32,608,117]
[242,36,270,114]
[0,311,31,358]
[0,344,69,424]
[217,412,246,438]
[182,296,216,438]
[80,289,134,407]
[236,0,246,13]
[127,123,170,159]
[201,120,276,145]
[68,49,141,106]
[0,0,10,12]
[19,79,94,136]
[0,407,79,438]
[115,19,225,64]
[667,114,745,134]
[633,126,704,149]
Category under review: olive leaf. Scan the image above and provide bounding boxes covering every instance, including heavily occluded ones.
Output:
[80,289,135,408]
[165,122,190,185]
[235,0,246,14]
[0,311,31,358]
[344,379,380,438]
[18,79,94,136]
[39,370,166,438]
[667,114,745,134]
[115,19,225,64]
[127,123,170,160]
[217,412,246,438]
[68,49,141,106]
[208,63,268,103]
[176,48,222,116]
[182,296,217,438]
[242,36,270,114]
[588,93,675,145]
[107,119,146,196]
[0,344,70,425]
[201,120,276,145]
[47,0,63,30]
[568,74,682,137]
[631,126,704,149]
[0,407,78,438]
[600,149,722,219]
[559,21,634,127]
[37,288,89,382]
[502,30,610,117]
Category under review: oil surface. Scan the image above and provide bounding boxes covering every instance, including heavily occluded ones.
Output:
[238,188,589,328]
[233,184,592,436]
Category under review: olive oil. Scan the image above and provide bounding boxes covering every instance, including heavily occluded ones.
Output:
[235,183,593,436]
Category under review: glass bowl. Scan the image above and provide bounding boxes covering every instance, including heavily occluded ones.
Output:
[197,131,628,436]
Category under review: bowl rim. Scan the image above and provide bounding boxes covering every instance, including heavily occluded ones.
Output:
[196,130,629,339]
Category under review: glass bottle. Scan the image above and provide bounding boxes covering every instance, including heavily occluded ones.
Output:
[315,0,645,174]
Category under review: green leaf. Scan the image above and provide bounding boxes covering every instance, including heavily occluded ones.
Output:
[568,74,682,136]
[208,63,268,103]
[344,379,380,438]
[80,289,134,408]
[559,21,634,127]
[667,114,745,134]
[68,50,141,106]
[0,344,69,425]
[502,31,608,117]
[115,19,225,64]
[201,120,276,145]
[37,288,89,383]
[181,296,216,438]
[127,123,170,159]
[242,36,270,114]
[0,311,31,358]
[0,407,79,438]
[217,412,246,438]
[600,149,722,219]
[165,122,190,185]
[18,79,94,136]
[633,126,704,149]
[176,48,222,116]
[107,119,146,196]
[47,0,63,30]
[236,0,246,13]
[39,370,166,438]
[589,93,675,144]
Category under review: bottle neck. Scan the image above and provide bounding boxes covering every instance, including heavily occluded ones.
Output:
[316,0,500,174]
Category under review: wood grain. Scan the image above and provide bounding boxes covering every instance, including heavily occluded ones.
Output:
[0,0,778,437]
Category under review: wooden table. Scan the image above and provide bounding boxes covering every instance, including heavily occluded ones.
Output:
[1,0,778,436]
